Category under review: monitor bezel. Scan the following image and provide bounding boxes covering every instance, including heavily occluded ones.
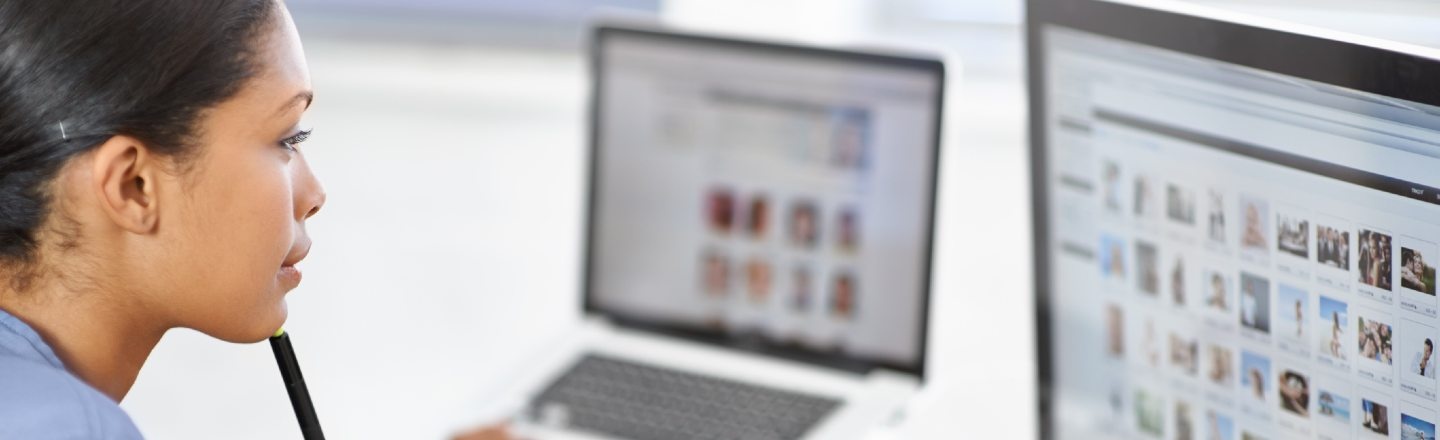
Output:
[583,24,946,380]
[1028,0,1440,438]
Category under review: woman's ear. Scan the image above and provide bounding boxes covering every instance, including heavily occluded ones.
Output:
[88,136,162,234]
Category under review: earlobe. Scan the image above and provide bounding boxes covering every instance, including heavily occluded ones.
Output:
[90,136,161,234]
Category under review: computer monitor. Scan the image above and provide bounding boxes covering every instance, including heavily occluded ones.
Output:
[1029,0,1440,438]
[584,26,945,377]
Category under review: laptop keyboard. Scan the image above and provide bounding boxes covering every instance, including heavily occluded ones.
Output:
[527,354,842,440]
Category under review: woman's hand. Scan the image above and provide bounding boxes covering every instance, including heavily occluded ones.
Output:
[452,424,515,440]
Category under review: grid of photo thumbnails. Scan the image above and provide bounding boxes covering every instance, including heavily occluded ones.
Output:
[1097,160,1440,440]
[700,186,862,334]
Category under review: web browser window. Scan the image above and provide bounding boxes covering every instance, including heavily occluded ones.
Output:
[1045,26,1440,440]
[588,32,941,371]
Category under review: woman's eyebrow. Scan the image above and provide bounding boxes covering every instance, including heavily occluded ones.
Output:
[275,91,314,116]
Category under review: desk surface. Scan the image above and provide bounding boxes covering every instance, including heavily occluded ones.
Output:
[119,37,1033,439]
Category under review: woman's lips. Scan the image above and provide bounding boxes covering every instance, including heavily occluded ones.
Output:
[280,239,310,289]
[278,265,303,288]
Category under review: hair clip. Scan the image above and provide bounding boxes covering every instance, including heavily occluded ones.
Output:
[57,122,68,141]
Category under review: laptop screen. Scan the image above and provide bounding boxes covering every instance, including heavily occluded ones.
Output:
[583,27,943,377]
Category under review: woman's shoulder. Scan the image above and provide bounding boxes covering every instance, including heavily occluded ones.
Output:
[0,355,144,440]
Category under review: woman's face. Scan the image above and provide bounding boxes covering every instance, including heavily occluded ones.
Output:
[149,6,323,342]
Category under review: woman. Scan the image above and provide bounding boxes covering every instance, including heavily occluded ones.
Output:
[1241,203,1264,249]
[1361,328,1380,361]
[1292,300,1303,338]
[0,1,505,438]
[1247,368,1264,400]
[1169,258,1185,306]
[1329,312,1344,359]
[1206,273,1226,311]
[1278,372,1308,417]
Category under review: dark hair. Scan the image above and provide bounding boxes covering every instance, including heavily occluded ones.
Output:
[0,1,279,268]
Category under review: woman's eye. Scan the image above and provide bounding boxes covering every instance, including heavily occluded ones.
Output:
[280,129,312,152]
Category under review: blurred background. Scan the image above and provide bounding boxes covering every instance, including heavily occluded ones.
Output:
[116,0,1440,438]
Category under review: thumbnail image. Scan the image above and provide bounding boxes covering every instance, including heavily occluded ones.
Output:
[1403,319,1437,381]
[828,107,871,171]
[1103,161,1123,212]
[1317,389,1350,423]
[788,201,820,248]
[1137,241,1160,297]
[1136,389,1164,437]
[1101,234,1126,280]
[1134,175,1157,219]
[1206,411,1235,440]
[1170,332,1198,376]
[745,257,773,303]
[1175,400,1195,440]
[1240,273,1271,334]
[1278,369,1310,417]
[701,249,731,296]
[1241,350,1271,402]
[1142,318,1161,368]
[1358,314,1394,365]
[1205,269,1231,313]
[1239,196,1270,252]
[1403,414,1436,440]
[1401,241,1437,296]
[1206,189,1226,244]
[836,207,860,253]
[1318,296,1349,361]
[1414,337,1437,379]
[1170,256,1187,307]
[1167,184,1196,225]
[1317,224,1350,270]
[1276,284,1307,340]
[1363,398,1390,435]
[746,195,771,238]
[1207,344,1235,387]
[830,271,856,319]
[1359,229,1394,290]
[790,266,813,312]
[1276,211,1309,258]
[1107,304,1124,358]
[706,187,737,234]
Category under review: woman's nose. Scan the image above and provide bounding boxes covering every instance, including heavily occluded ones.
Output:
[295,157,325,221]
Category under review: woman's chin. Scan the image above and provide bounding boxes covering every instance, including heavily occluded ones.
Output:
[203,301,289,343]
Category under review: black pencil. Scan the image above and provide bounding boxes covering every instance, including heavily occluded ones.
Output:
[270,328,326,440]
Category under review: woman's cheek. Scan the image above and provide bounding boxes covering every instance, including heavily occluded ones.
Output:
[256,170,295,268]
[226,160,294,292]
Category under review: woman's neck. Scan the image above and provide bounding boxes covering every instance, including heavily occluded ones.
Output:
[0,284,168,402]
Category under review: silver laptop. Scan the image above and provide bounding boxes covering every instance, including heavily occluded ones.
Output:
[492,24,945,440]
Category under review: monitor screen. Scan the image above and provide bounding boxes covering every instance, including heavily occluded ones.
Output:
[585,27,943,376]
[1032,1,1440,439]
